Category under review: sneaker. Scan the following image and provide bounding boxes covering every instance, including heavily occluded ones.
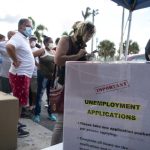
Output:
[18,122,26,129]
[21,111,33,119]
[44,104,48,108]
[33,115,40,123]
[18,128,29,138]
[48,114,57,121]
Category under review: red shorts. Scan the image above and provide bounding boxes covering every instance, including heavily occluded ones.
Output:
[9,73,31,106]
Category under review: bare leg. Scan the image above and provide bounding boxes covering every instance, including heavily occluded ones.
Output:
[51,114,63,145]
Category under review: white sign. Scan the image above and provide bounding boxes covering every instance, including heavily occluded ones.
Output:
[41,143,63,150]
[63,62,150,150]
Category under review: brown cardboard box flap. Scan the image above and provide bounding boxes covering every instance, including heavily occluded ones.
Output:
[0,91,19,150]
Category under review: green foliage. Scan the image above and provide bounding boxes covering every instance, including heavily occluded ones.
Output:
[34,30,42,44]
[62,30,74,36]
[28,17,35,29]
[28,16,48,44]
[98,40,116,61]
[82,7,92,21]
[62,31,69,36]
[36,24,48,31]
[92,9,99,17]
[123,40,140,55]
[81,7,99,52]
[81,7,99,22]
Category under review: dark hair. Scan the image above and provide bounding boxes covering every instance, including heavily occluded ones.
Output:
[74,21,95,49]
[43,36,53,45]
[85,22,95,34]
[76,21,95,36]
[0,34,5,40]
[18,18,29,27]
[43,37,50,44]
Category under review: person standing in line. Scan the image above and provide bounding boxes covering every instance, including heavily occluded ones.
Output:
[0,33,6,88]
[0,34,5,42]
[28,36,39,111]
[33,36,57,123]
[51,21,96,145]
[6,18,35,138]
[52,37,60,51]
[0,31,16,93]
[145,39,150,61]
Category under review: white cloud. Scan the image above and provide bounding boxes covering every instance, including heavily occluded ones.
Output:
[0,14,20,23]
[0,0,149,53]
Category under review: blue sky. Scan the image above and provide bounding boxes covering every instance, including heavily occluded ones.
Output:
[0,0,149,53]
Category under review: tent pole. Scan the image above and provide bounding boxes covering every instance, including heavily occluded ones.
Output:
[119,8,125,60]
[125,10,132,61]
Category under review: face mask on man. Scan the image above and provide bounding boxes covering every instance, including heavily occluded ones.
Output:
[31,41,36,48]
[23,27,32,37]
[48,43,54,50]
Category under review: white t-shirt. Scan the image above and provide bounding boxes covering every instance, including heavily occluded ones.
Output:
[7,32,35,78]
[31,47,39,77]
[0,41,11,78]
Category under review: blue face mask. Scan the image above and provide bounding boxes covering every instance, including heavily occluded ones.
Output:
[23,27,32,37]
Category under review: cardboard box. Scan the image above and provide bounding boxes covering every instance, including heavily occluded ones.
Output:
[0,92,18,150]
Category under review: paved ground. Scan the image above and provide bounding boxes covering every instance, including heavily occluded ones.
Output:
[17,92,57,150]
[37,99,57,131]
[17,118,53,150]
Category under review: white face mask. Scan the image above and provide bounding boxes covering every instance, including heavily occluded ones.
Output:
[23,27,32,37]
[31,41,36,48]
[48,43,54,50]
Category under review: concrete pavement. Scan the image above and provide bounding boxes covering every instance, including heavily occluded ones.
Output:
[17,118,53,150]
[17,92,56,150]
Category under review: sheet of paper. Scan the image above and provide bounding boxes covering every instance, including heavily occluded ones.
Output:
[64,62,150,150]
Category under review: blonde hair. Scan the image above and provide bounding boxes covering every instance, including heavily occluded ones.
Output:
[72,21,95,37]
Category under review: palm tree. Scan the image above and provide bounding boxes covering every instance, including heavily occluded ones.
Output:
[62,31,69,36]
[91,9,99,24]
[28,17,35,29]
[35,24,48,44]
[82,7,92,21]
[82,8,99,52]
[123,40,140,55]
[28,17,48,44]
[98,40,116,61]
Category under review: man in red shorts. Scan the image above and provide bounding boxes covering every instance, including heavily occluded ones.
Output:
[6,18,35,138]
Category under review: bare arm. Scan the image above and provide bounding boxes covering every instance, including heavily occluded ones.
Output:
[6,44,20,67]
[32,48,45,57]
[54,36,87,66]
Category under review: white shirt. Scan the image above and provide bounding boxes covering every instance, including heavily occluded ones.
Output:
[7,32,35,78]
[0,41,11,78]
[31,47,39,77]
